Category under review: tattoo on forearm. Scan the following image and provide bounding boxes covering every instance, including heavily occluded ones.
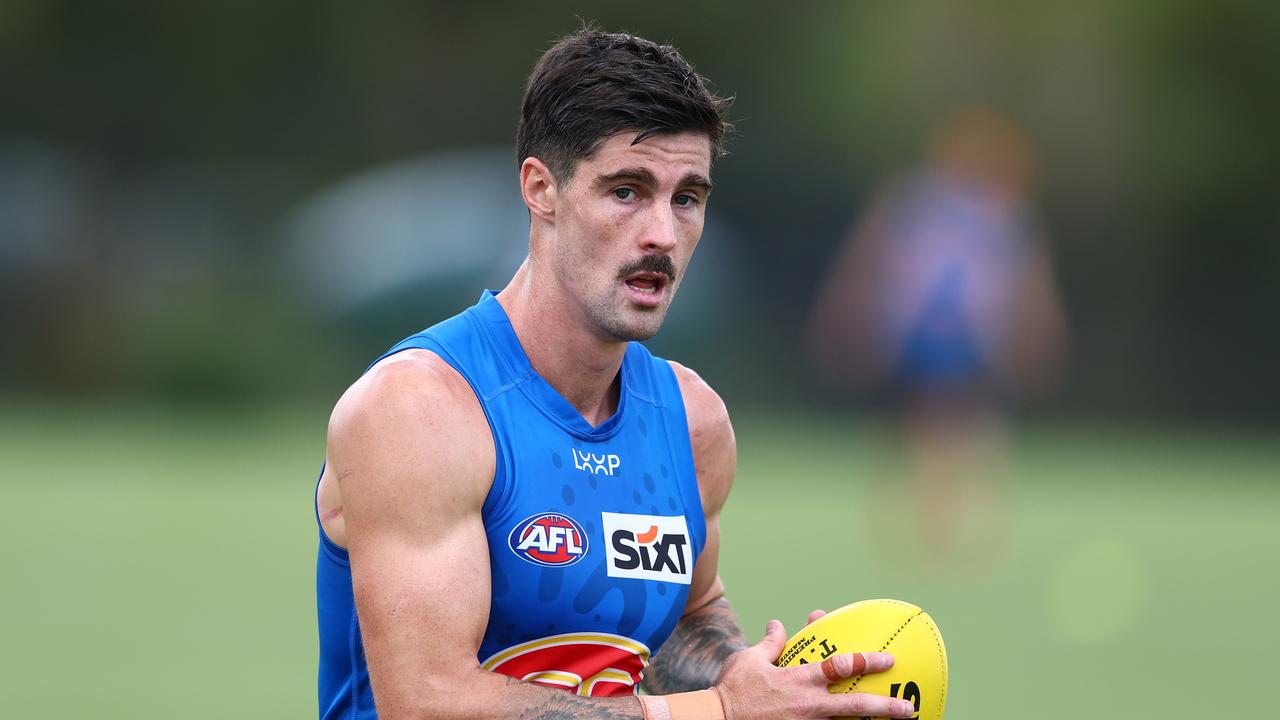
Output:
[505,675,644,720]
[518,696,642,720]
[498,600,746,717]
[642,597,749,695]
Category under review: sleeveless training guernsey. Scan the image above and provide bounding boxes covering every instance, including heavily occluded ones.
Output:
[316,290,706,719]
[877,171,1031,388]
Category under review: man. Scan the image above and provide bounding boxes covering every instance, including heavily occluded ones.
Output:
[315,27,918,720]
[808,108,1067,572]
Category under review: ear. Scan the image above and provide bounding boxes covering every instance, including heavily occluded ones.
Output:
[520,157,558,222]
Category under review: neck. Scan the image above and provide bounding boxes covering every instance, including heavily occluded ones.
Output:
[496,257,627,427]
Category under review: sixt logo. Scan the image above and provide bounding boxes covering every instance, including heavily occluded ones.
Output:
[508,513,589,567]
[601,512,693,585]
[572,448,621,476]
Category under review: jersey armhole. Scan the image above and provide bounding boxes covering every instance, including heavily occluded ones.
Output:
[407,338,511,519]
[314,461,351,565]
[653,359,708,560]
[365,339,511,520]
[312,338,511,557]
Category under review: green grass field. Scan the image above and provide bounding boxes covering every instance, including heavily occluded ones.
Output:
[3,401,1277,717]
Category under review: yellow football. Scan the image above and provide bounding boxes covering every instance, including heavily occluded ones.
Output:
[775,599,948,720]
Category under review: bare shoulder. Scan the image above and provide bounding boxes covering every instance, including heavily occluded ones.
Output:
[330,349,481,436]
[327,349,494,513]
[668,361,732,449]
[668,360,736,514]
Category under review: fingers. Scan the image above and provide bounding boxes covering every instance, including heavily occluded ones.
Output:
[827,693,919,719]
[820,656,848,683]
[804,652,894,686]
[806,609,826,625]
[717,640,911,720]
[804,653,912,718]
[753,619,788,662]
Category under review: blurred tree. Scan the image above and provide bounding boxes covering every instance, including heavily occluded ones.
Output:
[1,0,1276,419]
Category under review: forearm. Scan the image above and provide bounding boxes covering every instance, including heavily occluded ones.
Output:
[642,596,749,694]
[497,675,644,720]
[375,671,644,720]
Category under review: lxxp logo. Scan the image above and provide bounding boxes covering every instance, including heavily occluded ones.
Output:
[600,512,693,585]
[572,448,621,476]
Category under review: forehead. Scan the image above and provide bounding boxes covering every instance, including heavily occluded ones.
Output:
[579,131,712,182]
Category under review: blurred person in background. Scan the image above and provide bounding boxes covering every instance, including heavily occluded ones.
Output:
[314,26,917,720]
[808,107,1068,573]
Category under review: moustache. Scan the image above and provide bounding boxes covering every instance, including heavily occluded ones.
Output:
[618,255,677,283]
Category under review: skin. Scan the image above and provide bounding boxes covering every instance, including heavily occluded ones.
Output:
[316,131,916,719]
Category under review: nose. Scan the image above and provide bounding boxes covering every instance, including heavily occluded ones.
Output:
[640,204,679,254]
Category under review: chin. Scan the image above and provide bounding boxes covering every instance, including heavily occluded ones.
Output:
[586,293,672,342]
[607,323,661,342]
[606,312,667,342]
[623,326,661,342]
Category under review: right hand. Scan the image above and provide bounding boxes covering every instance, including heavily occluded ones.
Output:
[713,619,918,719]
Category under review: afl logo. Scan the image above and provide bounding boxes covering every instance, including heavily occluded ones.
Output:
[508,513,589,567]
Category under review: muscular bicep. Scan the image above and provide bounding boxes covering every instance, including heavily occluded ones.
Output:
[684,516,725,616]
[349,505,494,711]
[669,361,736,612]
[327,353,647,720]
[641,362,747,695]
[328,352,498,714]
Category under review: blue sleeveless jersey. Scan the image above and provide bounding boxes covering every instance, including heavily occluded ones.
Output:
[316,290,706,719]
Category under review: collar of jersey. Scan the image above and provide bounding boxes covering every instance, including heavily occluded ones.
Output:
[471,289,631,440]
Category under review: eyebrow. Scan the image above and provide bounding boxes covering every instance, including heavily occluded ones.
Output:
[593,167,713,195]
[679,172,714,195]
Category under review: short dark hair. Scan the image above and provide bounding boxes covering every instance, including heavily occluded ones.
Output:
[517,26,733,183]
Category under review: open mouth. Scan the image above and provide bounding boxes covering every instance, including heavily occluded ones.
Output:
[624,272,667,294]
[622,271,670,306]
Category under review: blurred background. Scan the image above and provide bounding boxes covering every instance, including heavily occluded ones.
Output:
[2,1,1277,717]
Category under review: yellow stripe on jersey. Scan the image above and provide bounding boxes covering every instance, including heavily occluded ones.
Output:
[523,670,583,688]
[480,632,652,671]
[577,667,637,696]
